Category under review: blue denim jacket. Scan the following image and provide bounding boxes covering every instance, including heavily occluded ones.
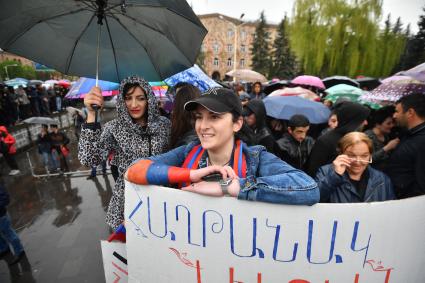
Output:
[147,141,320,205]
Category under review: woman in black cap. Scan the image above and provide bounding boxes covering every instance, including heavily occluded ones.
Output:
[125,88,319,205]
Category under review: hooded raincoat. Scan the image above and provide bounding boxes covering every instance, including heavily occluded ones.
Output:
[78,76,170,229]
[306,102,370,177]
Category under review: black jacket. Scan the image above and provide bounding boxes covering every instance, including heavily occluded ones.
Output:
[245,99,280,154]
[0,184,10,217]
[277,133,315,170]
[385,122,425,198]
[306,102,370,177]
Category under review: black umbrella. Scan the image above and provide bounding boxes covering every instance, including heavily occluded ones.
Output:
[263,80,290,95]
[323,76,360,89]
[0,0,207,83]
[356,77,381,90]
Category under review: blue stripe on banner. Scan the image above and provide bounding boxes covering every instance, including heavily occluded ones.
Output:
[146,163,170,184]
[238,143,243,177]
[188,146,203,169]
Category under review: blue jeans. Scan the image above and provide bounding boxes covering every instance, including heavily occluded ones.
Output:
[41,151,59,170]
[0,214,24,255]
[91,161,107,176]
[55,96,62,112]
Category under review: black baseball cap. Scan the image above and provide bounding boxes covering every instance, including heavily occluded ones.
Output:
[184,88,242,115]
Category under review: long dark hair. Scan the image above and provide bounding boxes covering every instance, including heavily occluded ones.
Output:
[170,84,201,148]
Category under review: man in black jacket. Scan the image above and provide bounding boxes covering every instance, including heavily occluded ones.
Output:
[385,93,425,198]
[306,101,370,177]
[277,114,315,170]
[243,99,280,155]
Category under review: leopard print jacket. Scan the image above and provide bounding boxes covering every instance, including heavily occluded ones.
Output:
[78,76,170,229]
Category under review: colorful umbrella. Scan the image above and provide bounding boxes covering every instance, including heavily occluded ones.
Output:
[381,75,416,84]
[291,75,325,90]
[325,84,382,109]
[323,75,359,89]
[360,82,425,104]
[396,62,425,82]
[4,77,28,88]
[269,87,320,101]
[65,77,119,99]
[263,96,331,124]
[165,64,221,92]
[226,69,267,83]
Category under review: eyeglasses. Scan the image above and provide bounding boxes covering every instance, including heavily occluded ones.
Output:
[346,154,372,164]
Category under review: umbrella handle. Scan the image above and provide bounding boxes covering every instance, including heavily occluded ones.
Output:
[91,104,100,123]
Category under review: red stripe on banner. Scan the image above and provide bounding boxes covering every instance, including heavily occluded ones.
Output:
[182,145,201,168]
[168,167,191,184]
[241,152,247,178]
[112,261,128,275]
[192,149,205,169]
[234,140,240,176]
[127,160,153,185]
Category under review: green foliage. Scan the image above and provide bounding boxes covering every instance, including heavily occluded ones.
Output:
[250,11,272,77]
[289,0,409,77]
[0,60,36,80]
[270,16,298,79]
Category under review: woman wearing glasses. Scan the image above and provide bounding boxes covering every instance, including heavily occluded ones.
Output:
[315,132,395,203]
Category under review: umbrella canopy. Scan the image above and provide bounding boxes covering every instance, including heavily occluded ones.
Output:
[355,76,381,90]
[263,96,331,124]
[263,80,290,95]
[0,0,207,82]
[323,75,359,89]
[4,78,28,88]
[291,75,325,90]
[28,79,44,86]
[165,64,221,92]
[396,62,425,81]
[381,75,416,84]
[23,116,57,125]
[65,77,119,99]
[360,82,425,104]
[325,84,381,109]
[226,69,267,83]
[269,87,320,101]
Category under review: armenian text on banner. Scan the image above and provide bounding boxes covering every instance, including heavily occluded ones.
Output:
[124,182,425,282]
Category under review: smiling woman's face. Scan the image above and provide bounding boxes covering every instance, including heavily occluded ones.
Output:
[193,106,242,151]
[124,86,147,123]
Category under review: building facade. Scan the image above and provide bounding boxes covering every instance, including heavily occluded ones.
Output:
[0,51,34,66]
[197,13,278,80]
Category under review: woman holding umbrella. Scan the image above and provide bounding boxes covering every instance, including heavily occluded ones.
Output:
[79,76,170,229]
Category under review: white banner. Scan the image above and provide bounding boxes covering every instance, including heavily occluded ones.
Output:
[124,182,425,283]
[101,240,128,283]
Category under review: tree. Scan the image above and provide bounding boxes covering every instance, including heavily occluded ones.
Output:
[395,6,425,70]
[250,11,272,77]
[269,15,298,79]
[290,0,407,77]
[0,60,36,80]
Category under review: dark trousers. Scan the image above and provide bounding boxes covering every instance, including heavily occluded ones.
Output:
[110,165,119,181]
[3,152,19,170]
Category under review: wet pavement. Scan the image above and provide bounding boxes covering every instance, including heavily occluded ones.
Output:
[0,111,116,282]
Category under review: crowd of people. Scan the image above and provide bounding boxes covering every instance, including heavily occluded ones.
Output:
[72,76,425,230]
[0,83,69,127]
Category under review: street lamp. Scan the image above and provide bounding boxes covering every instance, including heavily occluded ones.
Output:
[233,13,245,82]
[4,64,18,80]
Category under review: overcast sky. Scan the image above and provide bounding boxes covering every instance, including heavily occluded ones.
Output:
[191,0,423,33]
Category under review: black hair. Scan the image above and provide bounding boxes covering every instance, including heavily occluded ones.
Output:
[397,93,425,119]
[288,114,310,129]
[122,82,145,98]
[372,105,395,126]
[51,124,58,128]
[231,111,256,145]
[170,84,201,148]
[173,82,193,93]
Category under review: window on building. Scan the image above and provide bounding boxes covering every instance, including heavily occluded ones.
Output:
[213,42,219,53]
[227,58,232,67]
[227,28,234,38]
[241,44,246,53]
[227,44,233,52]
[213,58,219,66]
[240,58,245,67]
[241,30,247,41]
